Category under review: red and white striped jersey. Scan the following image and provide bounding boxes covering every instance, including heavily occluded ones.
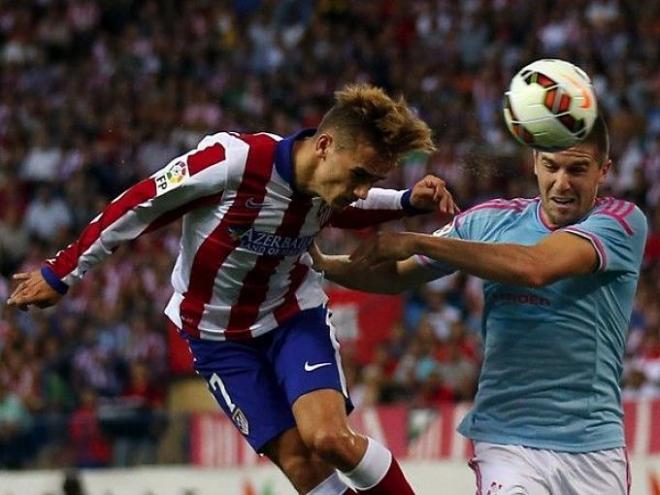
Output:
[46,130,418,340]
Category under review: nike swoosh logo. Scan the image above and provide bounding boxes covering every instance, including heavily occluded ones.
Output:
[304,361,332,372]
[245,197,267,209]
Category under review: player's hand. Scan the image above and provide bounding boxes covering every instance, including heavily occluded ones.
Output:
[410,175,460,215]
[349,232,417,266]
[6,271,63,311]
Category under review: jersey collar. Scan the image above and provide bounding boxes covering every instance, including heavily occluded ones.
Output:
[536,198,600,231]
[275,128,316,191]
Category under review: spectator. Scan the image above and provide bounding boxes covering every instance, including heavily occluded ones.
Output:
[110,361,165,466]
[0,0,656,469]
[24,185,72,242]
[68,387,111,468]
[0,380,32,468]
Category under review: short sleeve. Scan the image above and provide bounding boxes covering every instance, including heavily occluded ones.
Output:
[414,218,462,275]
[561,203,648,273]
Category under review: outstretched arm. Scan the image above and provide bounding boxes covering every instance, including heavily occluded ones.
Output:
[310,243,442,294]
[349,230,598,288]
[7,134,232,310]
[327,175,459,229]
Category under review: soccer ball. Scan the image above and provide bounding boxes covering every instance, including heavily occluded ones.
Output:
[503,59,597,151]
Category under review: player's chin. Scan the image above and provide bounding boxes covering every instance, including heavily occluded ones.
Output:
[552,207,581,226]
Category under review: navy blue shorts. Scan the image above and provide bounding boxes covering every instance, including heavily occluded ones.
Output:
[182,305,353,453]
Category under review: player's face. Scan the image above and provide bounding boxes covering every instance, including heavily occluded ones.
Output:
[316,137,393,208]
[534,143,611,227]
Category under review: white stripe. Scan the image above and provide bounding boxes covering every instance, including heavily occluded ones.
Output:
[252,199,321,325]
[250,166,307,326]
[352,188,404,210]
[327,309,349,398]
[64,133,233,285]
[201,416,215,467]
[292,263,328,311]
[164,292,184,329]
[562,227,606,271]
[64,199,164,284]
[308,472,350,495]
[409,415,441,459]
[201,151,284,332]
[451,402,472,459]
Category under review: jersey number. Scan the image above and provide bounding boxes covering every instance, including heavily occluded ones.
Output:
[209,373,236,413]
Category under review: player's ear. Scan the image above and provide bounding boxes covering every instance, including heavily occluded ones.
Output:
[315,133,332,159]
[532,150,539,176]
[598,158,612,185]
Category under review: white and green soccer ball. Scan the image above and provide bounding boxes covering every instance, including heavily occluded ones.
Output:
[503,59,598,151]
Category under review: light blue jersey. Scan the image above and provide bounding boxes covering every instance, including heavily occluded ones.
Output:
[417,197,648,452]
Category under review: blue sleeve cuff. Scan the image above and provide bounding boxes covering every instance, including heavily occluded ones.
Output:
[401,189,429,215]
[41,266,69,295]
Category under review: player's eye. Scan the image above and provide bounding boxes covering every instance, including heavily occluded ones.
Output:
[351,169,372,182]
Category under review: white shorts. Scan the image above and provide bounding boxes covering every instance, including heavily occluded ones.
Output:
[468,442,630,495]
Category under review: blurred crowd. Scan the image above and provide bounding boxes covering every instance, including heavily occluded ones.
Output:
[0,0,658,469]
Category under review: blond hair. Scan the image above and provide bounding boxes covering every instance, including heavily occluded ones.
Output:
[317,83,436,163]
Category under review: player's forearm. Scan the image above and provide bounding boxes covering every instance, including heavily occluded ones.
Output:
[318,255,405,294]
[409,234,544,287]
[327,189,425,229]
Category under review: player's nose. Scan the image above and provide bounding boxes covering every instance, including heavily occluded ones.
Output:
[554,170,572,191]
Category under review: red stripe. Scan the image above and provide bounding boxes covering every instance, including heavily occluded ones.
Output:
[143,193,223,234]
[50,178,157,279]
[226,194,313,337]
[187,143,226,175]
[623,399,637,452]
[179,134,278,338]
[650,400,660,453]
[440,403,454,457]
[273,262,310,325]
[190,414,202,465]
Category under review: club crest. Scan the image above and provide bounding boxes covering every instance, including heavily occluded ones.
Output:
[232,407,249,435]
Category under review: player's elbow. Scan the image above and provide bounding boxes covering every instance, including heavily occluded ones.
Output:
[517,259,553,288]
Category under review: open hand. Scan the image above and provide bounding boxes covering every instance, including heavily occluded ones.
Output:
[6,271,62,311]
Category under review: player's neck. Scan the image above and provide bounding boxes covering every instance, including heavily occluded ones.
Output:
[291,138,316,196]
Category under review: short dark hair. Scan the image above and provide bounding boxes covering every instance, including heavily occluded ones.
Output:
[581,115,610,165]
[317,83,436,164]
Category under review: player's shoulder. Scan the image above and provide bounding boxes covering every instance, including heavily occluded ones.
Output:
[197,131,283,149]
[588,197,647,237]
[432,197,536,239]
[456,196,537,224]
